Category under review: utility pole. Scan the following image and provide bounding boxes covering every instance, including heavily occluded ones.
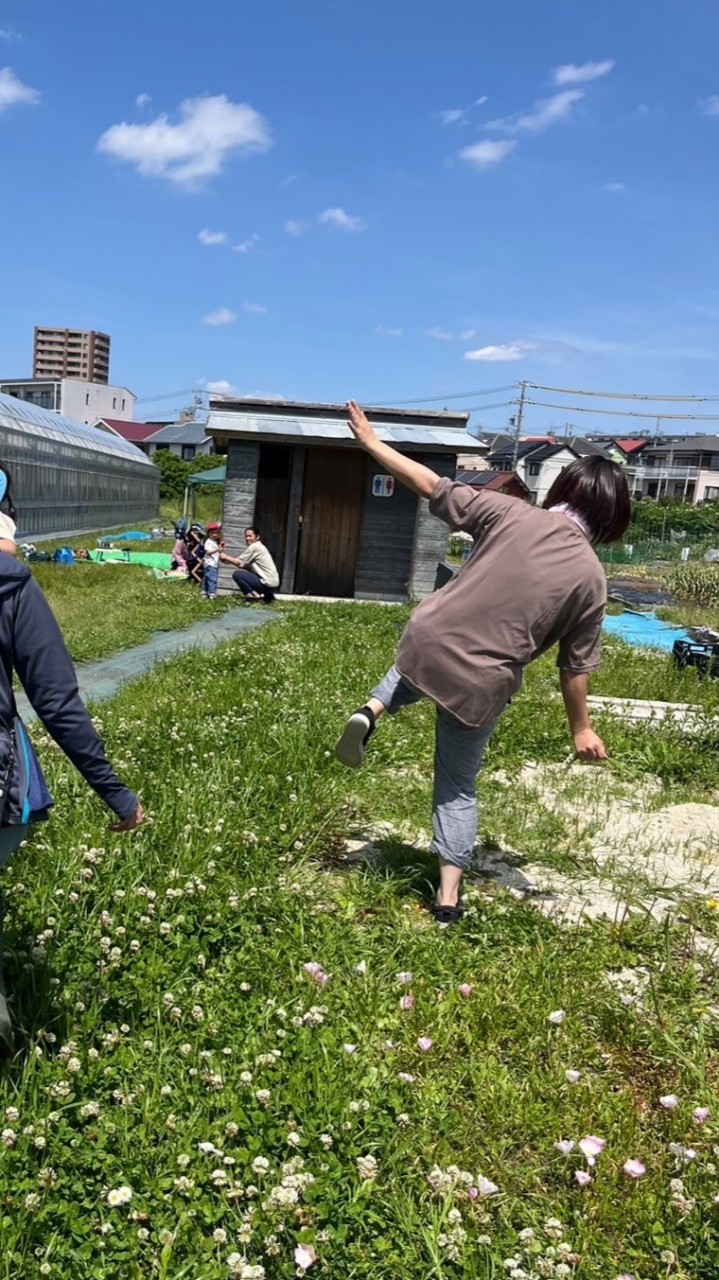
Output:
[511,381,527,472]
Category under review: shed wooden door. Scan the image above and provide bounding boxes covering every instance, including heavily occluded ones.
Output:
[295,448,366,597]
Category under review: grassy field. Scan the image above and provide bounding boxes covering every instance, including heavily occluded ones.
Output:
[29,562,238,664]
[0,595,718,1278]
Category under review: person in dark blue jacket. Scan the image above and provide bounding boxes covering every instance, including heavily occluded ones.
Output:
[0,553,142,1055]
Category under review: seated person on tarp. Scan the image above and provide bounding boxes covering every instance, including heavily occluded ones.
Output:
[185,525,205,587]
[220,526,280,603]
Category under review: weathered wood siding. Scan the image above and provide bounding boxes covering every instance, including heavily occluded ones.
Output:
[218,440,260,594]
[408,453,457,599]
[354,455,418,601]
[280,446,305,593]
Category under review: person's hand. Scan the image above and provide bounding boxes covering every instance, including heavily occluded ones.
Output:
[573,729,607,761]
[110,802,144,833]
[347,400,378,449]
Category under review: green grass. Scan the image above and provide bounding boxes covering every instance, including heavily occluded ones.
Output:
[28,562,239,664]
[0,602,718,1277]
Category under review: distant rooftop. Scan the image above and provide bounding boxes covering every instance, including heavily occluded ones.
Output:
[95,417,158,443]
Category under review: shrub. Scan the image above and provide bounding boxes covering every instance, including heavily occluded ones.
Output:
[668,562,719,604]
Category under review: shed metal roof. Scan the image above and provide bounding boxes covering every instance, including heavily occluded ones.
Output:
[146,422,211,445]
[207,406,478,452]
[0,391,155,465]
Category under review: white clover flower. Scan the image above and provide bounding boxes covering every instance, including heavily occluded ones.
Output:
[356,1154,378,1181]
[548,1010,566,1026]
[107,1185,133,1207]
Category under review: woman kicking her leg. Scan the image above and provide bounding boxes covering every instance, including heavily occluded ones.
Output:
[335,401,630,924]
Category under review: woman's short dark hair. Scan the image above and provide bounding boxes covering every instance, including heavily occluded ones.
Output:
[542,455,631,545]
[245,526,262,538]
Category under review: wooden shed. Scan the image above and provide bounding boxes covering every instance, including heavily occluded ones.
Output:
[206,397,478,601]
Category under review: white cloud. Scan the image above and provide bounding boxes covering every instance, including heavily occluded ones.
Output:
[319,207,367,232]
[603,181,626,192]
[206,379,239,395]
[135,92,152,108]
[553,60,614,86]
[280,172,300,186]
[202,307,236,326]
[700,96,719,117]
[97,94,272,188]
[475,95,488,106]
[438,108,466,125]
[234,234,259,253]
[198,228,229,245]
[425,327,476,342]
[459,139,517,168]
[464,344,527,362]
[0,28,19,41]
[0,66,39,110]
[487,90,584,135]
[375,326,403,337]
[284,219,307,237]
[241,302,267,315]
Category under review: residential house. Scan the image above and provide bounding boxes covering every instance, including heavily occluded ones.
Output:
[93,417,159,455]
[206,397,480,600]
[488,440,579,505]
[456,469,530,501]
[144,422,213,461]
[624,435,719,504]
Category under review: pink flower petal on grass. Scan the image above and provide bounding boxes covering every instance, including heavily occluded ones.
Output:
[623,1159,646,1179]
[565,1069,581,1084]
[476,1175,499,1197]
[343,1044,357,1055]
[554,1140,575,1157]
[295,1244,317,1271]
[458,983,473,997]
[578,1136,605,1165]
[303,962,328,988]
[548,1009,566,1025]
[396,972,413,985]
[417,1036,433,1052]
[693,1107,710,1125]
[660,1094,679,1110]
[399,995,414,1012]
[398,1072,416,1083]
[574,1170,592,1187]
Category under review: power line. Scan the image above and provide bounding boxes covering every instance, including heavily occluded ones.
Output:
[525,398,719,422]
[371,383,518,406]
[526,381,719,403]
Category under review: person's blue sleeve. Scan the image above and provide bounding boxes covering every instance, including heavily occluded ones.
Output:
[11,578,138,819]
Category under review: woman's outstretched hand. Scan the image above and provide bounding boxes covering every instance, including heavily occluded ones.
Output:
[110,802,144,833]
[347,401,378,449]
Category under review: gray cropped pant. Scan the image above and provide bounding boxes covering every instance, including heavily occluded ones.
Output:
[370,665,496,871]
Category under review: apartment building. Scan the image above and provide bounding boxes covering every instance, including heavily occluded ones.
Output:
[0,378,135,426]
[33,327,111,384]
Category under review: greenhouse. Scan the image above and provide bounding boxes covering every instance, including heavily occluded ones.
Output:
[0,392,159,537]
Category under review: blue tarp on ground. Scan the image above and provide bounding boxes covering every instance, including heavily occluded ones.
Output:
[98,531,152,543]
[603,610,689,653]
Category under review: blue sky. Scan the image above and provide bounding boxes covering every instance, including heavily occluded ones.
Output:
[2,0,719,433]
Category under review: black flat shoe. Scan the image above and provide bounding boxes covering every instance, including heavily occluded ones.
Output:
[430,899,464,927]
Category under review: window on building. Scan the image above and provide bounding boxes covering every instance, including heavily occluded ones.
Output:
[528,462,541,477]
[85,393,89,406]
[154,444,170,452]
[181,445,196,461]
[121,399,126,411]
[112,397,117,409]
[705,487,719,500]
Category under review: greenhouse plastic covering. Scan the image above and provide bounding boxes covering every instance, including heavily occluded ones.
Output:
[0,392,155,464]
